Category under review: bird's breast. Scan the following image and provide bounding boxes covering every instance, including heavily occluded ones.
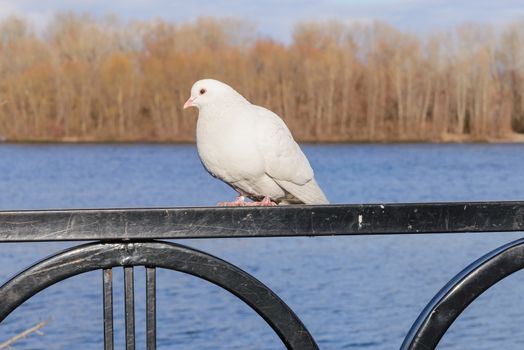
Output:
[196,112,264,182]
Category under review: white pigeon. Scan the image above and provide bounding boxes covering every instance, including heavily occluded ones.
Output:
[183,79,329,206]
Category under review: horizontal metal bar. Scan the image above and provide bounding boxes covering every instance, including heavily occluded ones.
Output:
[0,201,522,242]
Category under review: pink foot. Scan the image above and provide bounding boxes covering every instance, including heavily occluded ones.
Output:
[246,196,277,206]
[218,196,246,207]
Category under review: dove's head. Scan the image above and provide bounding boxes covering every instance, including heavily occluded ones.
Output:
[183,79,245,110]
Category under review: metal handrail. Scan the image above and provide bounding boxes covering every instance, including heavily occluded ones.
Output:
[0,201,522,241]
[0,201,523,350]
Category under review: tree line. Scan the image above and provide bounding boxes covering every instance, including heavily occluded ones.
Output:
[0,14,523,142]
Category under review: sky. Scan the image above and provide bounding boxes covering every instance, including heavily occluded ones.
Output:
[0,0,523,42]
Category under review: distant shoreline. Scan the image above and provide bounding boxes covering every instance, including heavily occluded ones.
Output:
[2,16,524,146]
[1,134,523,145]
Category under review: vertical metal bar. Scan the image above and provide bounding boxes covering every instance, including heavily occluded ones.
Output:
[103,268,114,350]
[124,266,135,350]
[146,267,157,350]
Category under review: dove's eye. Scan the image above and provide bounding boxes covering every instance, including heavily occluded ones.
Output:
[200,88,206,95]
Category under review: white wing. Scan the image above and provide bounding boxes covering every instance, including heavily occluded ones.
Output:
[253,105,329,204]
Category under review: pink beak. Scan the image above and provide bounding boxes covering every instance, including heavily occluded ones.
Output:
[183,97,195,109]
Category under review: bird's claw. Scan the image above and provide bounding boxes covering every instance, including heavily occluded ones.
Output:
[217,195,277,207]
[218,196,246,207]
[245,196,277,206]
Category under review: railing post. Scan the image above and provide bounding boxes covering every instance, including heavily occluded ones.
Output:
[146,267,157,350]
[124,266,135,350]
[103,268,114,350]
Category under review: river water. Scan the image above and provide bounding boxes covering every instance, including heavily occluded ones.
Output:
[0,144,523,349]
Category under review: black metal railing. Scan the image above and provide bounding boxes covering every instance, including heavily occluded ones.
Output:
[0,201,523,349]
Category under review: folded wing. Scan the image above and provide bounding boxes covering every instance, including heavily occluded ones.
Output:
[253,105,329,204]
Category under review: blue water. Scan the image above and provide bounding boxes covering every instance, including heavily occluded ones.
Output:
[0,144,523,349]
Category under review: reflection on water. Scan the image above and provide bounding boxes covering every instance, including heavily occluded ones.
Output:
[0,144,523,349]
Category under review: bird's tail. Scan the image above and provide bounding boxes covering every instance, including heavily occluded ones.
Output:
[276,178,329,205]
